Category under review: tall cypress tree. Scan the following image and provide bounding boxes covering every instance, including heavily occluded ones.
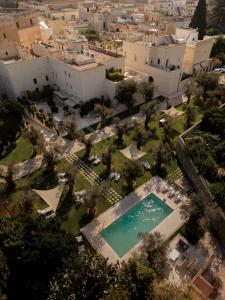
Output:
[190,0,207,40]
[209,0,225,34]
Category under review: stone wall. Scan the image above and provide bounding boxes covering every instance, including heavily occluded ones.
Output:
[176,122,214,200]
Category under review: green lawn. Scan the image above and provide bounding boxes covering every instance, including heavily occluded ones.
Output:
[0,136,33,165]
[0,102,203,235]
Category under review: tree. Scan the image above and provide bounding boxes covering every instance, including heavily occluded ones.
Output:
[84,186,102,217]
[114,117,128,147]
[209,0,225,34]
[153,282,191,300]
[48,253,117,300]
[210,35,225,58]
[102,145,113,174]
[184,104,196,129]
[137,232,168,279]
[83,136,93,160]
[0,208,77,300]
[162,118,173,147]
[141,101,157,129]
[154,143,171,173]
[4,164,15,193]
[132,127,148,150]
[189,0,207,39]
[196,72,219,100]
[24,126,44,156]
[95,103,112,127]
[122,161,143,191]
[65,165,77,195]
[43,146,60,173]
[116,80,138,113]
[118,259,155,300]
[138,80,154,103]
[184,80,201,104]
[0,250,9,296]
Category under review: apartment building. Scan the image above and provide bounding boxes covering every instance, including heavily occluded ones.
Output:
[175,28,214,74]
[123,34,186,96]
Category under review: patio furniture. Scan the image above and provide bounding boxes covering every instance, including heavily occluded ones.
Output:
[169,249,181,262]
[76,235,83,245]
[143,161,151,170]
[162,184,169,193]
[115,172,121,182]
[88,154,97,162]
[93,157,102,165]
[109,172,116,180]
[79,245,85,253]
[178,239,189,251]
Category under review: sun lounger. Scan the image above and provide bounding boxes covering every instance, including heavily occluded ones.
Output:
[79,245,85,253]
[93,157,102,165]
[115,173,121,182]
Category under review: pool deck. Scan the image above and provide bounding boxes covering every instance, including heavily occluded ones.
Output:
[81,176,189,264]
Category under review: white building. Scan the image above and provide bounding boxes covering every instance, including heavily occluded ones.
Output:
[123,34,186,96]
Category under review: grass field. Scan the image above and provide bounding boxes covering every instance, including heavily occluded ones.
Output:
[0,136,33,165]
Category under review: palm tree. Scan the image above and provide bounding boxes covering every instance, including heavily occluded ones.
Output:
[184,104,196,129]
[123,161,143,191]
[141,100,157,129]
[95,103,112,127]
[138,80,154,102]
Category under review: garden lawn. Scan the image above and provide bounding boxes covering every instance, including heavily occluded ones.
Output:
[76,111,182,197]
[0,136,33,165]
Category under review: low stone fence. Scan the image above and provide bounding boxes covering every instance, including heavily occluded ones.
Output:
[0,154,44,181]
[176,123,214,201]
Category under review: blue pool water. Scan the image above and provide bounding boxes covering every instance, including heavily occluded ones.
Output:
[101,193,173,257]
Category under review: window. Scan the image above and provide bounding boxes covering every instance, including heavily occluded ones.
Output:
[33,78,37,84]
[157,59,160,65]
[5,51,8,56]
[3,33,6,39]
[36,88,39,92]
[150,57,153,64]
[64,71,66,76]
[30,18,33,25]
[68,73,70,78]
[46,75,49,81]
[16,22,19,29]
[166,59,169,68]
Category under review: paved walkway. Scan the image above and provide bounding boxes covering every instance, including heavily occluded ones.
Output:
[66,153,122,205]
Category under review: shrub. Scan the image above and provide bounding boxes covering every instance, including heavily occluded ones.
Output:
[80,98,111,117]
[51,106,59,113]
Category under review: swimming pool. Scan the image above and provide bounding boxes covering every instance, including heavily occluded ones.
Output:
[101,193,173,257]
